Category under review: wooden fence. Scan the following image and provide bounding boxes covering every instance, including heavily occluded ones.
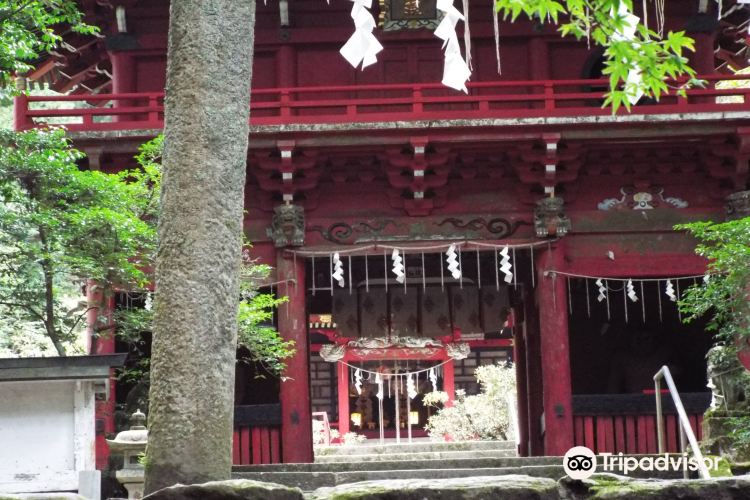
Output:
[572,393,710,455]
[232,404,282,465]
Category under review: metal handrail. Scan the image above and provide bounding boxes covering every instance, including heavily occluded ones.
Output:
[653,365,710,479]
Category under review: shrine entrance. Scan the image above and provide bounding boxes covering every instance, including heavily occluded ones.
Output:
[321,338,466,442]
[297,243,544,445]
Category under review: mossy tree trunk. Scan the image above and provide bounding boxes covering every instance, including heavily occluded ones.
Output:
[144,0,255,493]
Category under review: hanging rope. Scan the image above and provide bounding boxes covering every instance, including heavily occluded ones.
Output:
[339,358,454,378]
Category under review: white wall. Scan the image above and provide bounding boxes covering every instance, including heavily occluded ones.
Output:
[0,379,96,495]
[0,380,76,472]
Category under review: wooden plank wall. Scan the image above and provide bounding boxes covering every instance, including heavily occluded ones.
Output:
[573,413,704,454]
[232,426,282,465]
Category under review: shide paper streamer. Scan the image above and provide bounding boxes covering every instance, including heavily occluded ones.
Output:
[435,0,472,92]
[612,2,644,105]
[340,0,384,70]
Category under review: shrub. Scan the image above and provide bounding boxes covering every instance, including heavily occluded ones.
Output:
[425,363,516,441]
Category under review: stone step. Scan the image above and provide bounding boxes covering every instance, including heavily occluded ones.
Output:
[314,448,517,463]
[233,465,686,492]
[233,465,565,490]
[236,456,563,473]
[314,439,515,457]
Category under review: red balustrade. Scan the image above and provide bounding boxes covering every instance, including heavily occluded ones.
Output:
[13,75,750,133]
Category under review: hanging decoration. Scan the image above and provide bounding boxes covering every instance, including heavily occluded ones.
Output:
[445,243,462,280]
[665,279,677,302]
[612,2,643,105]
[544,270,712,323]
[391,248,405,284]
[434,0,472,92]
[491,0,501,74]
[285,239,554,294]
[429,366,438,392]
[499,246,513,284]
[354,368,363,395]
[332,252,345,288]
[407,373,418,399]
[595,278,607,302]
[340,0,384,70]
[626,279,638,302]
[375,372,384,399]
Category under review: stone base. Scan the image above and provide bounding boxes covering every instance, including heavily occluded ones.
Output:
[141,474,750,499]
[702,413,750,462]
[142,479,303,500]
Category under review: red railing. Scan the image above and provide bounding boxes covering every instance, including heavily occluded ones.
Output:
[13,75,750,132]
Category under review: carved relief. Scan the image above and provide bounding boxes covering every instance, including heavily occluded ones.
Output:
[266,204,305,247]
[534,197,571,238]
[445,342,471,360]
[598,186,688,211]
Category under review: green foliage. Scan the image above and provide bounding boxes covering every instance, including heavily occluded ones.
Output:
[112,136,293,379]
[237,279,294,377]
[0,2,96,74]
[728,416,750,455]
[0,1,97,89]
[494,0,698,112]
[425,363,516,441]
[676,217,750,347]
[0,128,157,355]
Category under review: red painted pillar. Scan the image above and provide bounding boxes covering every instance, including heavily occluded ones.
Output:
[109,51,137,121]
[277,251,313,463]
[524,284,545,456]
[513,305,530,456]
[443,359,455,407]
[12,89,29,131]
[87,282,116,469]
[537,242,574,456]
[337,361,350,437]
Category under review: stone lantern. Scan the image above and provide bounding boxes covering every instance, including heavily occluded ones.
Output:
[107,409,148,500]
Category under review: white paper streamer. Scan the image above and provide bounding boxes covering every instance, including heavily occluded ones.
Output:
[595,278,607,302]
[407,373,417,399]
[340,0,383,70]
[354,368,363,395]
[499,246,513,284]
[612,3,643,104]
[445,243,462,280]
[392,248,405,284]
[626,279,638,302]
[429,367,437,392]
[435,0,472,92]
[665,279,677,302]
[332,252,345,288]
[376,372,383,400]
[492,0,501,74]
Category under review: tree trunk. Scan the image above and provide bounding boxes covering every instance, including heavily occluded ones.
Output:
[144,0,255,493]
[39,227,66,356]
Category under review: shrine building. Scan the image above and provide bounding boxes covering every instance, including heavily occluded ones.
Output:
[13,0,750,469]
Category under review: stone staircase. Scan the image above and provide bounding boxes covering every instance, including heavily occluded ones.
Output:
[232,440,685,491]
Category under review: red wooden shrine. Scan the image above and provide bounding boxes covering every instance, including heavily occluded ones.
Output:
[16,0,749,469]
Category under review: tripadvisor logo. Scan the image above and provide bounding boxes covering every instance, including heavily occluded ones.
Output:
[563,446,597,479]
[563,447,722,479]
